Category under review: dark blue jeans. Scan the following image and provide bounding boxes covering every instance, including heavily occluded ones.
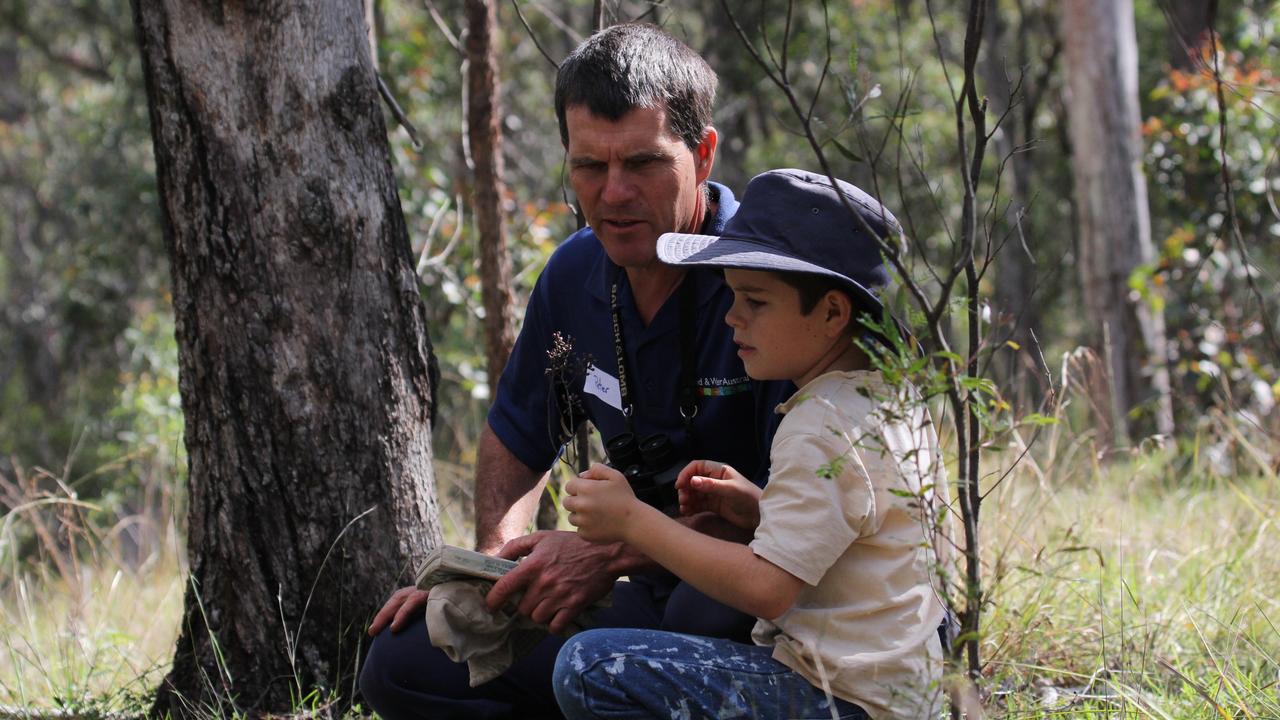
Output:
[358,576,755,720]
[554,628,871,719]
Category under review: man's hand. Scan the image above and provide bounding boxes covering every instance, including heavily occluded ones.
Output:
[486,530,621,634]
[562,463,641,544]
[675,460,762,530]
[367,586,430,636]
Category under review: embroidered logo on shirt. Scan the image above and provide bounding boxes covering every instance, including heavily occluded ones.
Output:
[696,376,751,397]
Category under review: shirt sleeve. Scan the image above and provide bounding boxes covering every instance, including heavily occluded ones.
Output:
[750,428,876,586]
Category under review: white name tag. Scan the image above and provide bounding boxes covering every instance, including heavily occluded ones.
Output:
[583,364,623,412]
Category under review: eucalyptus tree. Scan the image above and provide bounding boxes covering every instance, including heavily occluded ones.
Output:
[131,0,441,712]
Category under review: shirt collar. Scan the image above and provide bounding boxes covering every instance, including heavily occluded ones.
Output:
[776,370,886,414]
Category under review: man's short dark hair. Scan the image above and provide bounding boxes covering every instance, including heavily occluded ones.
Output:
[555,23,717,151]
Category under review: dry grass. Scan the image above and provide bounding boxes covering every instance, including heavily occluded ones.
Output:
[1,422,1276,717]
[976,414,1279,717]
[0,464,184,716]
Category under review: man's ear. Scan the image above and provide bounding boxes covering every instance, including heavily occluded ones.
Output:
[694,126,718,184]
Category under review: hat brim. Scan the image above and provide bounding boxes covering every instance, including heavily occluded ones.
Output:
[658,232,884,312]
[658,231,917,352]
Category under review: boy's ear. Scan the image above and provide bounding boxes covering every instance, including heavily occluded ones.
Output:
[823,290,855,338]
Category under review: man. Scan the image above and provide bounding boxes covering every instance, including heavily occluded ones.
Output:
[359,23,791,719]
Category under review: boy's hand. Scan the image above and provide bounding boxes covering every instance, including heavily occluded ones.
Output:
[675,460,762,531]
[563,462,641,544]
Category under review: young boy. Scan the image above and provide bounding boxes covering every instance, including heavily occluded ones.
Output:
[555,169,949,720]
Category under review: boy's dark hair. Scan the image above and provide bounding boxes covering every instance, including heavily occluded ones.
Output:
[554,23,717,151]
[776,271,879,339]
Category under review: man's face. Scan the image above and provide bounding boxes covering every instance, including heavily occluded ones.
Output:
[565,104,716,269]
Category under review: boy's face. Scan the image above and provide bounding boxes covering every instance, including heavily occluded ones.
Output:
[723,269,851,388]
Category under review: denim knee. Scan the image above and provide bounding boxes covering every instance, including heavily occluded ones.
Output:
[552,632,591,719]
[555,628,635,719]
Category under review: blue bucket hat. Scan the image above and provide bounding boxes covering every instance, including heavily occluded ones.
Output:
[658,168,901,318]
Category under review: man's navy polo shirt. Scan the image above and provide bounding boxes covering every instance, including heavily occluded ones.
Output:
[488,182,792,484]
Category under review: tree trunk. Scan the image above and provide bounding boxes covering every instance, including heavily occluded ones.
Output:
[465,0,515,399]
[131,1,441,714]
[1060,0,1175,444]
[465,0,547,530]
[981,0,1041,409]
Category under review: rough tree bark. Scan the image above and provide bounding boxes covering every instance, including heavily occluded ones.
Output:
[466,0,516,399]
[131,1,441,713]
[1061,0,1175,444]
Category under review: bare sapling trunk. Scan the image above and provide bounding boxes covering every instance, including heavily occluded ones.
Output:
[131,0,442,713]
[466,0,547,530]
[466,0,516,395]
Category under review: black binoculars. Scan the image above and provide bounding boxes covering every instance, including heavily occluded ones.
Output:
[604,432,683,512]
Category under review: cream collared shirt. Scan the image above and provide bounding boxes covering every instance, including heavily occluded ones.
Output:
[750,370,949,720]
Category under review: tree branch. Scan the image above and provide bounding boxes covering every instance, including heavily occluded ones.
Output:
[510,0,560,69]
[377,74,423,149]
[1206,0,1280,357]
[422,0,465,57]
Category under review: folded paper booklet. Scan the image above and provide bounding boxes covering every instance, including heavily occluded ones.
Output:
[415,545,518,589]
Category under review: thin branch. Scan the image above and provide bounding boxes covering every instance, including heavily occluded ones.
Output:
[1206,1,1280,357]
[923,0,959,106]
[417,194,465,275]
[980,423,1045,500]
[633,2,663,24]
[1022,38,1062,142]
[423,0,465,56]
[510,0,560,70]
[758,0,783,79]
[529,1,585,44]
[422,207,468,271]
[984,66,1026,145]
[804,2,832,123]
[376,74,423,149]
[780,0,794,81]
[920,0,976,319]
